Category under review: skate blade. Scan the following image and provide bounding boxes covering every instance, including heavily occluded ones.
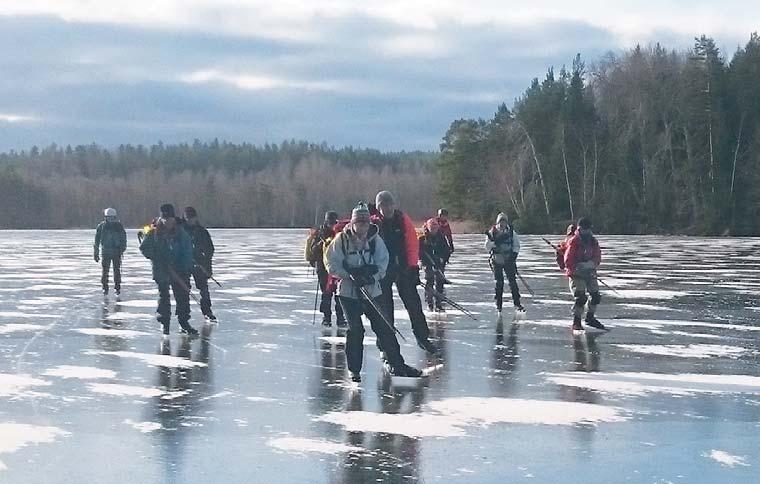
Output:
[422,364,444,377]
[571,329,585,335]
[390,375,427,388]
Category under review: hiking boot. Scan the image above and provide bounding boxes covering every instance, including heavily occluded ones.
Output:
[102,287,109,295]
[321,316,332,327]
[114,287,121,296]
[515,304,525,312]
[204,312,218,323]
[417,339,439,355]
[435,303,444,312]
[571,315,583,331]
[427,303,435,312]
[585,314,607,331]
[160,322,170,336]
[390,364,422,378]
[336,318,348,328]
[350,371,362,383]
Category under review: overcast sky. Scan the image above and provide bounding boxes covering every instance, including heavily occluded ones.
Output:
[0,1,755,151]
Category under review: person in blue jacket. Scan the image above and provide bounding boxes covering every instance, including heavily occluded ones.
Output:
[139,203,197,336]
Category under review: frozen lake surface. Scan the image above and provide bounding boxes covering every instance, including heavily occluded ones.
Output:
[1,230,759,483]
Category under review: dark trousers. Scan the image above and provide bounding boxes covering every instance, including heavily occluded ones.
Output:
[101,253,122,291]
[380,268,430,343]
[493,262,521,309]
[340,296,405,373]
[191,268,213,316]
[157,273,191,329]
[317,268,344,322]
[424,266,445,307]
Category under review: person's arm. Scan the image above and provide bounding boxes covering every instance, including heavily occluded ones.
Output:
[325,234,351,280]
[94,224,102,260]
[593,239,602,267]
[512,230,521,254]
[373,237,389,282]
[484,230,495,251]
[203,227,215,259]
[564,238,578,274]
[401,213,419,267]
[119,225,127,253]
[139,231,156,259]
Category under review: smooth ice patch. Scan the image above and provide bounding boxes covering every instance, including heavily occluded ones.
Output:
[18,297,68,305]
[0,373,51,398]
[0,423,69,470]
[317,397,628,438]
[319,336,377,345]
[72,328,150,338]
[83,350,207,368]
[88,383,165,398]
[0,323,49,334]
[105,312,154,320]
[704,450,749,467]
[0,312,59,319]
[613,344,750,359]
[246,396,278,403]
[123,419,162,433]
[267,437,362,455]
[238,296,298,303]
[544,371,760,396]
[43,365,116,380]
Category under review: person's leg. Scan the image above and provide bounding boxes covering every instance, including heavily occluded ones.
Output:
[171,274,194,333]
[569,277,588,329]
[112,253,122,293]
[493,263,505,311]
[339,297,366,374]
[424,266,435,309]
[434,272,445,309]
[193,269,212,316]
[317,268,332,323]
[396,271,430,344]
[334,294,346,325]
[364,297,404,368]
[156,281,171,333]
[505,261,522,308]
[379,274,396,326]
[101,256,111,292]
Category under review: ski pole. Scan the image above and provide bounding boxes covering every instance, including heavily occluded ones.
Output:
[194,261,222,288]
[596,275,622,296]
[515,270,535,297]
[168,266,201,305]
[421,251,452,284]
[540,236,558,251]
[419,283,478,321]
[350,275,407,342]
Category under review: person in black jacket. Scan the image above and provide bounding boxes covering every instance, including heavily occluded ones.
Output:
[419,218,451,312]
[183,206,217,322]
[94,207,127,295]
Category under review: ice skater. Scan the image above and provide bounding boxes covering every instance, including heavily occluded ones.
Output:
[182,206,217,322]
[94,207,127,296]
[563,217,606,331]
[485,212,524,314]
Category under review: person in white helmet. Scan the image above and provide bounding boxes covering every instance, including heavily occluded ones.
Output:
[94,207,127,295]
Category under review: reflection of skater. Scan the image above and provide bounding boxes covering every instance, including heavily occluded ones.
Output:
[564,218,606,331]
[374,190,437,354]
[94,208,126,296]
[139,204,198,336]
[182,206,217,322]
[485,213,523,313]
[490,320,519,395]
[419,218,451,312]
[305,211,346,327]
[325,202,421,383]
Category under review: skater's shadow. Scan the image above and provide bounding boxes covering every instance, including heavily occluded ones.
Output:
[93,299,128,352]
[150,326,214,484]
[490,319,519,396]
[558,333,602,406]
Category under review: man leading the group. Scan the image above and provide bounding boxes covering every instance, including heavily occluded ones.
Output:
[373,190,437,355]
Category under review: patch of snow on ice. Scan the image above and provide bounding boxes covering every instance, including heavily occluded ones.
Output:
[704,450,749,467]
[123,419,162,433]
[43,365,116,379]
[0,423,69,470]
[267,437,362,455]
[0,373,51,398]
[83,350,207,368]
[72,328,150,338]
[245,318,295,325]
[613,344,749,358]
[0,324,49,334]
[88,383,164,398]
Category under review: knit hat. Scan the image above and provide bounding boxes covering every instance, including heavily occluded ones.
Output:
[437,208,449,217]
[351,202,371,223]
[375,190,395,208]
[577,217,591,229]
[184,206,198,218]
[496,212,508,225]
[566,224,577,236]
[324,211,339,224]
[160,203,176,219]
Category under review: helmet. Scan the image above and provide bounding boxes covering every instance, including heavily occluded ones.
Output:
[104,208,117,217]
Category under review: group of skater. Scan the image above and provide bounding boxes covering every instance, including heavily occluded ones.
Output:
[94,203,217,336]
[94,190,607,382]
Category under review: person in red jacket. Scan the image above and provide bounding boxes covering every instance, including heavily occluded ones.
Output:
[373,190,437,355]
[563,217,606,331]
[436,208,455,260]
[555,224,577,270]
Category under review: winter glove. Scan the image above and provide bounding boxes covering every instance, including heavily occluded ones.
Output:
[94,251,100,263]
[357,264,379,279]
